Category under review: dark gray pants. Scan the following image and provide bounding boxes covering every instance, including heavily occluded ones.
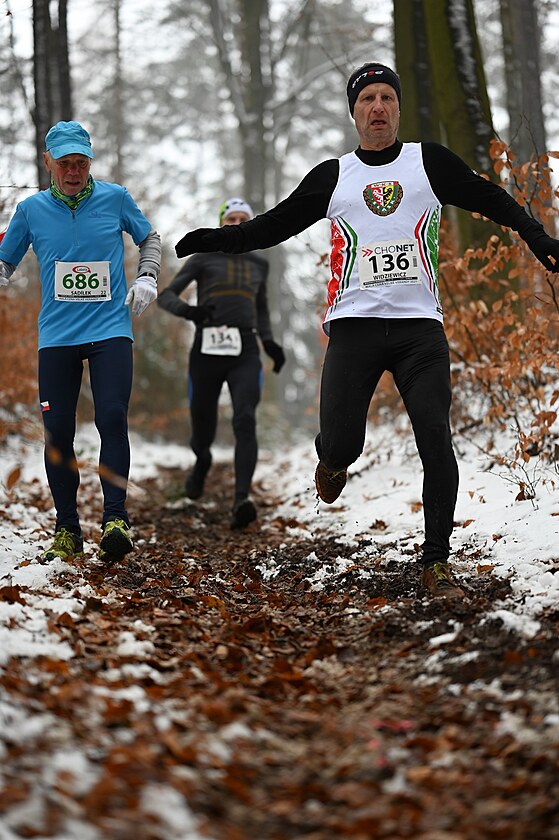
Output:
[188,332,262,501]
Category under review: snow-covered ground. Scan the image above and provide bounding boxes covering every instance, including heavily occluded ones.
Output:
[258,425,559,632]
[0,421,558,839]
[2,420,558,650]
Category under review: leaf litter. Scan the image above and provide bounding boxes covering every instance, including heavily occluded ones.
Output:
[0,448,558,840]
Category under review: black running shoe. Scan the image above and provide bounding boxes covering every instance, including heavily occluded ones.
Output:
[231,498,257,530]
[185,451,212,499]
[99,519,133,560]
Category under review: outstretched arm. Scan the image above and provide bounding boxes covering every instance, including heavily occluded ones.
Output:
[137,227,162,278]
[0,205,32,275]
[175,159,339,258]
[125,227,162,317]
[423,143,559,272]
[157,255,214,325]
[254,264,286,374]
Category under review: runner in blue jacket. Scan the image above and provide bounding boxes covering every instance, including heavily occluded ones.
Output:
[0,121,161,562]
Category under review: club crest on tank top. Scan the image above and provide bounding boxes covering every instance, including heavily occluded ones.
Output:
[363,181,403,216]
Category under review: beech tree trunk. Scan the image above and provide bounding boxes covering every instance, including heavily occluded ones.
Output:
[394,0,441,143]
[54,0,73,121]
[32,0,53,189]
[499,0,546,161]
[111,0,125,183]
[422,0,500,250]
[33,0,73,189]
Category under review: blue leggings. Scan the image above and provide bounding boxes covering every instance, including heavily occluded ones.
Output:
[38,337,133,533]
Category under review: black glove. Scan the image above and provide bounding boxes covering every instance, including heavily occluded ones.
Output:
[175,228,222,258]
[263,340,286,373]
[527,233,559,272]
[179,303,214,326]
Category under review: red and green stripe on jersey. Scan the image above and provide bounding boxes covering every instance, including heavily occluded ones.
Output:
[414,205,442,310]
[328,216,358,310]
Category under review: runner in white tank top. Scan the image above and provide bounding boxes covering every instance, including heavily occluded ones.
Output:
[174,63,559,601]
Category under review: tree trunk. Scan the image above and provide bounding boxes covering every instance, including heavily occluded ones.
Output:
[53,0,73,121]
[499,0,546,161]
[32,0,53,189]
[111,0,125,183]
[394,0,441,143]
[422,0,499,250]
[423,0,494,173]
[237,0,267,212]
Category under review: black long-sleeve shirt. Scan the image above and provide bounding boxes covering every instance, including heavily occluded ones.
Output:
[200,141,547,254]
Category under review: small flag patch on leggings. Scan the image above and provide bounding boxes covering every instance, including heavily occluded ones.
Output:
[40,401,50,412]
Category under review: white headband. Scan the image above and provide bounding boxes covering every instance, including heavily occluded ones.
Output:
[219,197,254,223]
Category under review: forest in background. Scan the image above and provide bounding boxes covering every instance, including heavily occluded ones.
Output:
[0,0,558,490]
[2,7,559,835]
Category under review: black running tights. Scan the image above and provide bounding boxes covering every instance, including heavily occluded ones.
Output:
[316,318,458,564]
[188,333,262,500]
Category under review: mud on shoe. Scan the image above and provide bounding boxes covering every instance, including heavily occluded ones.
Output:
[315,461,347,504]
[421,562,465,600]
[231,497,257,530]
[42,528,84,562]
[99,518,133,560]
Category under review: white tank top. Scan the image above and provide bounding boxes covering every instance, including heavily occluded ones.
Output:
[324,143,442,334]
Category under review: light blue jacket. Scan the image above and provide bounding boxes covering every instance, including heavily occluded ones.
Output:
[0,181,152,349]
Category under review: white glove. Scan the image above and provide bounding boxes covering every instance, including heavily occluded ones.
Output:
[0,260,13,287]
[125,275,157,317]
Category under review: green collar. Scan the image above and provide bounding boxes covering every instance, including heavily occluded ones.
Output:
[50,175,94,211]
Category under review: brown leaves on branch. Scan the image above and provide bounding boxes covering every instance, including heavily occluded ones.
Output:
[442,144,559,489]
[0,280,40,439]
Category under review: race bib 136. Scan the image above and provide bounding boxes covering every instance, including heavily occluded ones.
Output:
[358,239,421,289]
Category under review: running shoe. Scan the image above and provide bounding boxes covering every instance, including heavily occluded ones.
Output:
[421,562,465,600]
[99,518,133,560]
[231,497,257,530]
[185,451,212,499]
[315,461,347,504]
[42,528,84,562]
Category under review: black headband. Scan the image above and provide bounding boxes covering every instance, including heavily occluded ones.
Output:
[347,63,402,115]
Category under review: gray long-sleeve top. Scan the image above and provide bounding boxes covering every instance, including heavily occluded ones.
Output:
[158,250,274,342]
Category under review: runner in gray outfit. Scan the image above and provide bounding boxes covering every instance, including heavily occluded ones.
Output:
[158,198,285,529]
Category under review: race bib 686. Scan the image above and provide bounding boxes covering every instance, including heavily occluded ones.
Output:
[54,261,111,302]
